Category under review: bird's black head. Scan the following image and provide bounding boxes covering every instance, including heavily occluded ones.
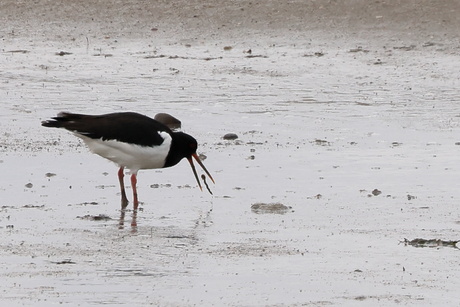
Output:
[165,132,198,167]
[165,132,214,192]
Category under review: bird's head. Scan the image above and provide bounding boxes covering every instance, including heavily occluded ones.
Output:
[169,132,215,193]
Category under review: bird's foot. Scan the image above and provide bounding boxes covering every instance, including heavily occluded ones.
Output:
[121,197,129,210]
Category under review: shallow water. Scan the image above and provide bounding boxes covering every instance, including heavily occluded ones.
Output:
[1,28,460,306]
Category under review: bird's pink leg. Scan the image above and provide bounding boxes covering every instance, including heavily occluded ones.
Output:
[131,173,139,210]
[118,167,129,208]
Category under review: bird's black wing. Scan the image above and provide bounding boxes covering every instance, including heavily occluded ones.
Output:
[42,112,172,147]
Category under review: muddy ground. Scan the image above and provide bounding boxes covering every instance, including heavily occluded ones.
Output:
[1,0,460,306]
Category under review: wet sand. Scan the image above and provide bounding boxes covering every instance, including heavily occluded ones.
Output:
[1,1,460,306]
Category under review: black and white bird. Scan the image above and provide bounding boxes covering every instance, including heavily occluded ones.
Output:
[42,112,214,209]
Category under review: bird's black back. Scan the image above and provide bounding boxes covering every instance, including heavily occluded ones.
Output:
[42,112,172,147]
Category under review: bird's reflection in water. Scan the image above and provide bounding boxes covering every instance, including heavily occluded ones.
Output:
[118,201,139,233]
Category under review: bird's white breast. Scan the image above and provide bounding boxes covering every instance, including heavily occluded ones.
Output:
[76,131,172,173]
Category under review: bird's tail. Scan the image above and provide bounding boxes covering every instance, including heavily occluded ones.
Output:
[41,112,88,128]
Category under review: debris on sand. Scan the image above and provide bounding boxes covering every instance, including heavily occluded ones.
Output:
[349,47,369,53]
[251,202,293,214]
[93,53,113,57]
[393,45,416,51]
[56,51,72,56]
[22,204,45,209]
[402,238,459,249]
[144,54,222,61]
[77,214,112,221]
[303,51,325,57]
[150,183,172,188]
[313,139,330,146]
[7,49,29,54]
[245,54,268,58]
[68,201,99,206]
[51,259,76,265]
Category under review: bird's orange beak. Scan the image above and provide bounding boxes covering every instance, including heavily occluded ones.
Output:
[187,153,215,192]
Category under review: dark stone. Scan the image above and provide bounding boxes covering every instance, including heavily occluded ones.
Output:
[154,113,181,130]
[223,133,238,140]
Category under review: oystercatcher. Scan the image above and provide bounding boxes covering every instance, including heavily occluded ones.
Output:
[42,112,214,209]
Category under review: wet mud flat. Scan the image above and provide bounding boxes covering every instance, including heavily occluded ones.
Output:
[1,0,460,306]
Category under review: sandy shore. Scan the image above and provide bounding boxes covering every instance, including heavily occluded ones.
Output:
[1,1,460,306]
[2,0,460,44]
